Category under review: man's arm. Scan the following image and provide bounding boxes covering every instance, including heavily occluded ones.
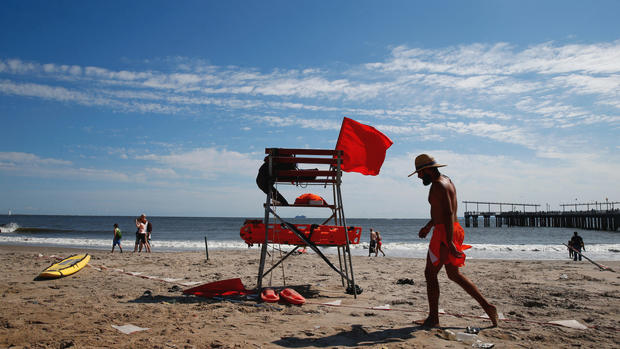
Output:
[418,219,433,238]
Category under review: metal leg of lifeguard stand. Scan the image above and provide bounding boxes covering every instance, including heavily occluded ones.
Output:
[256,183,272,292]
[337,181,357,298]
[337,247,345,287]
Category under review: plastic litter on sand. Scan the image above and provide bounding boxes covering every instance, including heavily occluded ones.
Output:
[548,319,588,330]
[111,324,150,334]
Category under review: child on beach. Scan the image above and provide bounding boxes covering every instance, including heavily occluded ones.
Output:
[112,224,123,253]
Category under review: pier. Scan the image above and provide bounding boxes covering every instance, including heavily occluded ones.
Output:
[463,201,620,231]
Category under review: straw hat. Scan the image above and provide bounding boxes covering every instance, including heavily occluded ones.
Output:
[407,154,446,177]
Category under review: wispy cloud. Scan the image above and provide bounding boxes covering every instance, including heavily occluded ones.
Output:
[136,147,259,180]
[1,39,619,153]
[0,152,130,181]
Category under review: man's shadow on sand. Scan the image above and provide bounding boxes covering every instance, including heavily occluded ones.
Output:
[273,324,427,348]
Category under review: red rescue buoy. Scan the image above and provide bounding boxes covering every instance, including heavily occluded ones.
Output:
[260,288,280,303]
[280,288,305,305]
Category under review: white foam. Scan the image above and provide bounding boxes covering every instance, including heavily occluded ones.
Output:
[0,222,19,233]
[0,235,618,261]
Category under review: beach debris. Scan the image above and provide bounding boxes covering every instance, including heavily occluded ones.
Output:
[455,331,478,344]
[480,312,506,320]
[559,274,568,279]
[472,341,495,348]
[141,290,153,299]
[438,329,494,348]
[345,284,363,295]
[548,319,588,330]
[168,285,182,292]
[111,324,150,334]
[466,326,480,334]
[321,299,342,306]
[371,304,391,310]
[396,278,415,285]
[179,281,201,287]
[436,329,456,340]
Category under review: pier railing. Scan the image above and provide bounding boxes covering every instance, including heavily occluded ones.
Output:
[462,201,619,231]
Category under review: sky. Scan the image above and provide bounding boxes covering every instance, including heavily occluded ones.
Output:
[1,0,619,218]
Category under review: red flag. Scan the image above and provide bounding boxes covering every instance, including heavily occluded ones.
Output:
[335,117,393,176]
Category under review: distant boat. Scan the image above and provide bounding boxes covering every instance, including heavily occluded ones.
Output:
[294,215,306,219]
[7,209,11,216]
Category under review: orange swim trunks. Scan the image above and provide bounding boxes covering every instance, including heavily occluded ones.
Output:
[428,222,472,267]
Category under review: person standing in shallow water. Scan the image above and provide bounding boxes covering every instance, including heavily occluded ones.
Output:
[375,230,385,257]
[570,231,585,261]
[409,154,498,328]
[369,228,377,256]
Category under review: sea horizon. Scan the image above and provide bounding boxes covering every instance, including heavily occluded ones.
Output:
[1,214,618,261]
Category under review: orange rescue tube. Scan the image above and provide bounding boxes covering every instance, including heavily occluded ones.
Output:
[240,220,361,246]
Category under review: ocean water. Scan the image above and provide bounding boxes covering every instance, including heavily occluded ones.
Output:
[1,214,618,261]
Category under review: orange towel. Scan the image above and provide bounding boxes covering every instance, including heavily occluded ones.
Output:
[428,222,471,267]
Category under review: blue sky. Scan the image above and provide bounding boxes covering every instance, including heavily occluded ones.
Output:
[1,1,619,218]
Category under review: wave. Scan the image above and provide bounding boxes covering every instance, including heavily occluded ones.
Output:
[0,222,19,233]
[0,235,619,261]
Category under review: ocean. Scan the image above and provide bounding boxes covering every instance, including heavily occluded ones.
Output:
[1,214,618,261]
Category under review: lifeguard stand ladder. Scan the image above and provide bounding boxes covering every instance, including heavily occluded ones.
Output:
[256,148,358,298]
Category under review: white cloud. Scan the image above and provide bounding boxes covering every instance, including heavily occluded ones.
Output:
[0,152,131,182]
[1,39,619,151]
[0,152,72,166]
[136,147,259,180]
[256,115,341,131]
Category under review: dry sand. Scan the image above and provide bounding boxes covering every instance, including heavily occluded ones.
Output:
[0,244,619,348]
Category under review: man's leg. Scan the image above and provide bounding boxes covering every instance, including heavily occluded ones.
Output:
[445,261,498,327]
[417,252,443,327]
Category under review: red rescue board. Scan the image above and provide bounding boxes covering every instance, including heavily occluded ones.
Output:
[240,220,361,246]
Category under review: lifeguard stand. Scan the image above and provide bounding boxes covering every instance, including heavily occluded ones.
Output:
[255,148,359,297]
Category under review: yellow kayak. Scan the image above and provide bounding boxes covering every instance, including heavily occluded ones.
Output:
[39,253,91,279]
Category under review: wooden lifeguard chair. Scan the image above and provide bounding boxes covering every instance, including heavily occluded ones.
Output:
[254,148,359,297]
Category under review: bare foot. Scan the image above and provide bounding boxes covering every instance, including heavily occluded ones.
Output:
[415,317,439,328]
[484,304,498,327]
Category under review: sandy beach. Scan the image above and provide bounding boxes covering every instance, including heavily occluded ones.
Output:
[0,244,618,348]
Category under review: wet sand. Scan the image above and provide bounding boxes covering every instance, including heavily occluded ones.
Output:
[1,244,618,348]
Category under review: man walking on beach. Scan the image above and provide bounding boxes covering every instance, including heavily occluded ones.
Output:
[409,154,498,327]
